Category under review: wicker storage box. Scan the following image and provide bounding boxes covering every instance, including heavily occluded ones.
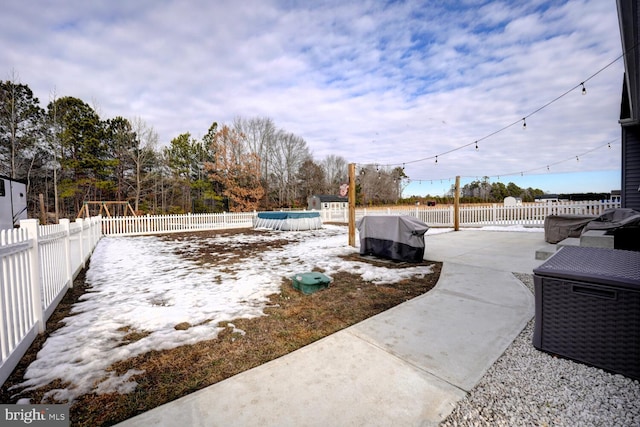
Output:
[533,246,640,379]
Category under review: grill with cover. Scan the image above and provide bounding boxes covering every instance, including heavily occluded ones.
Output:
[356,215,429,262]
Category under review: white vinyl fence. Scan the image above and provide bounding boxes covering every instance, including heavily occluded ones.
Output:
[102,211,256,236]
[0,199,622,386]
[0,217,101,386]
[318,200,621,227]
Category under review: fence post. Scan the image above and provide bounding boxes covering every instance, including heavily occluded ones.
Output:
[76,218,85,269]
[60,219,72,289]
[20,219,44,333]
[94,216,102,246]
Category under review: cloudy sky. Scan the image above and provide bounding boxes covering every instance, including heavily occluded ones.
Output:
[2,0,625,196]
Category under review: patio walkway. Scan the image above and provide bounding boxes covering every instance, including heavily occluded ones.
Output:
[115,229,546,427]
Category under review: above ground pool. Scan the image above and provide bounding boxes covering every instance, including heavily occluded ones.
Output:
[253,211,323,231]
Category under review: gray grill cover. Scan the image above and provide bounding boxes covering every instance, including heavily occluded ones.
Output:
[356,215,429,262]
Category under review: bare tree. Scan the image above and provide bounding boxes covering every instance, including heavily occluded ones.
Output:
[128,117,158,212]
[358,164,404,205]
[321,154,348,194]
[233,116,277,208]
[270,130,310,207]
[205,124,263,212]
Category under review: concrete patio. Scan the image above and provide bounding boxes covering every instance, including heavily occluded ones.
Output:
[115,229,547,427]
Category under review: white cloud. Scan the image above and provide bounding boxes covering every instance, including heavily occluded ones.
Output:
[1,0,624,193]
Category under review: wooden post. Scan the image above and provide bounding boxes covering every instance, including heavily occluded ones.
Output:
[39,193,46,225]
[127,202,137,216]
[348,163,356,247]
[454,175,460,231]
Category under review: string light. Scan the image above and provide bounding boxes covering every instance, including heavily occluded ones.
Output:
[475,141,479,151]
[435,155,438,164]
[398,139,618,185]
[365,49,628,170]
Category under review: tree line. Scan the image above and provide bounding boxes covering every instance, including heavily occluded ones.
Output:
[456,177,544,203]
[1,78,408,220]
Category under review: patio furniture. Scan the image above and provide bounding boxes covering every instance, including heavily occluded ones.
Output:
[614,225,640,251]
[543,214,596,243]
[533,246,640,379]
[581,208,640,233]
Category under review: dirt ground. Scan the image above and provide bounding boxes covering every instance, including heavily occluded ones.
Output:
[0,228,441,427]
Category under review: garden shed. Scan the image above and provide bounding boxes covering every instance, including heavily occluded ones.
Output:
[0,175,27,230]
[307,195,348,211]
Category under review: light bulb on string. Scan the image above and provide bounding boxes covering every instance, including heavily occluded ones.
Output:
[522,118,527,129]
[547,165,550,171]
[581,82,586,95]
[435,155,438,164]
[475,141,479,151]
[608,143,611,149]
[576,156,580,162]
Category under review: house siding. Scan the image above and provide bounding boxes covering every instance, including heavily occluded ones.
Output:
[621,124,640,209]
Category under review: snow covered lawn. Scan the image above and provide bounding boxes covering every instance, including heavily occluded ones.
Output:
[15,224,438,403]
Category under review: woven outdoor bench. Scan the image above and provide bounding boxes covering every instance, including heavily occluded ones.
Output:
[533,246,640,380]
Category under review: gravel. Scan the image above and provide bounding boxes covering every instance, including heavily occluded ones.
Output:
[441,273,640,427]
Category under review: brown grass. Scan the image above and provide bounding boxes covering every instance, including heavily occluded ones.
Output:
[0,228,441,427]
